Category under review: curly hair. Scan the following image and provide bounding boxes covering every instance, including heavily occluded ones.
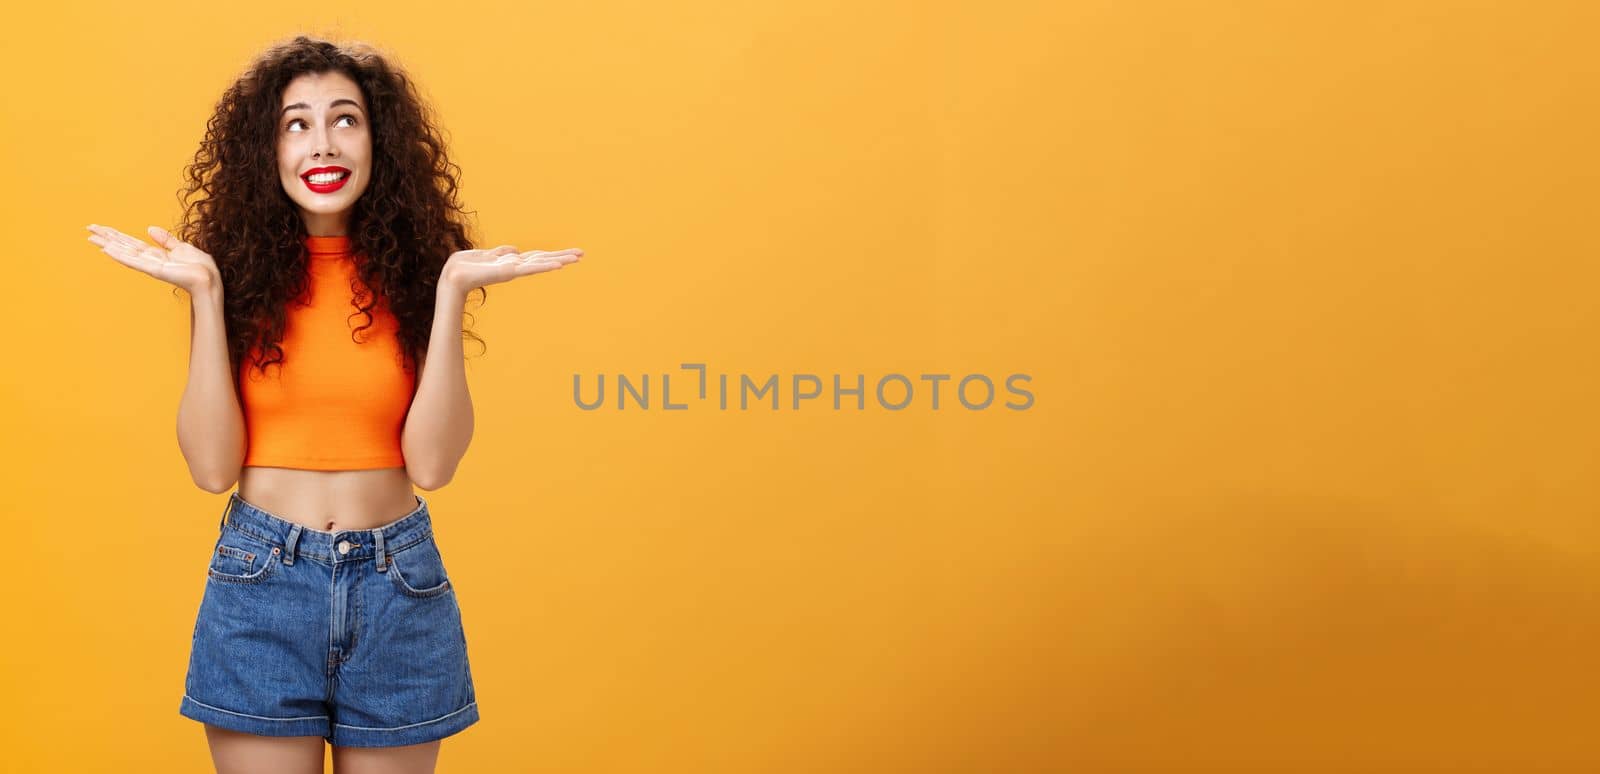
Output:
[174,34,485,383]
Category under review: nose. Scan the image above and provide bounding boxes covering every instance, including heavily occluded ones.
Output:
[311,124,338,160]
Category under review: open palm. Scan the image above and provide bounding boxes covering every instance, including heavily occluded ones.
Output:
[444,244,583,293]
[86,224,220,293]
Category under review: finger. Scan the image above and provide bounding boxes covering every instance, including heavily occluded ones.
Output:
[88,224,136,248]
[92,225,152,252]
[93,239,163,274]
[525,248,583,258]
[86,226,154,268]
[484,244,518,256]
[521,251,580,265]
[88,223,136,246]
[102,239,160,266]
[148,225,180,250]
[518,250,576,260]
[87,234,137,255]
[515,260,565,276]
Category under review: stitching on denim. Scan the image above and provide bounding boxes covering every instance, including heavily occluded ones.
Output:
[348,567,361,655]
[326,556,337,689]
[384,536,433,556]
[216,544,255,564]
[208,546,279,584]
[332,701,477,731]
[183,694,329,722]
[220,525,279,554]
[386,552,452,598]
[225,522,432,564]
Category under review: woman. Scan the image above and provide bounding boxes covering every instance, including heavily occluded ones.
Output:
[86,35,581,773]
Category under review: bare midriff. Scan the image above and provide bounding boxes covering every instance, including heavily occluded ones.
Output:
[238,466,420,532]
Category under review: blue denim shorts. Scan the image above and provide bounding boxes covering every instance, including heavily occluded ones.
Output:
[179,492,479,747]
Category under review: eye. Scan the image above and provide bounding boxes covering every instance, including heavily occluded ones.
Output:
[284,114,359,132]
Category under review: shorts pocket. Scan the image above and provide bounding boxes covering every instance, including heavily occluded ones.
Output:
[207,531,280,584]
[386,535,453,599]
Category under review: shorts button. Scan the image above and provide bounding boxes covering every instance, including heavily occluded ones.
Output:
[337,540,352,555]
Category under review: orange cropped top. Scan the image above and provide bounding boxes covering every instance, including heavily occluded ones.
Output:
[239,235,417,470]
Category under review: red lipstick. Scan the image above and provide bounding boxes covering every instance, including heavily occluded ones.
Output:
[301,165,352,194]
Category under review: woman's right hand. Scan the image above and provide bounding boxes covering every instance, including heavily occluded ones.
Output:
[87,224,221,294]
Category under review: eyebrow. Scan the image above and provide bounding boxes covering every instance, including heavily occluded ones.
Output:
[280,98,365,116]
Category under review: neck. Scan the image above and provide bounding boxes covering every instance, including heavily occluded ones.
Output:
[301,209,351,237]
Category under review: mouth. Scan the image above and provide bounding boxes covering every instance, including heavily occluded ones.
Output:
[301,166,352,194]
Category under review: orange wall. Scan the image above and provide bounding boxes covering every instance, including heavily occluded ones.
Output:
[3,1,1598,771]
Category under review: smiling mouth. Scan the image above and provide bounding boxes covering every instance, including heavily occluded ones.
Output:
[302,168,351,193]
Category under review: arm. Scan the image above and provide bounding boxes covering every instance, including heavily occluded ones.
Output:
[87,224,244,492]
[177,280,247,493]
[399,242,583,489]
[401,274,474,490]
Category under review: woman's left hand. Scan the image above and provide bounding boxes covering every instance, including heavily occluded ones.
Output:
[442,244,583,294]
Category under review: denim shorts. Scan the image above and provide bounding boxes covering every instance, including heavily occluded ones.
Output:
[179,492,479,747]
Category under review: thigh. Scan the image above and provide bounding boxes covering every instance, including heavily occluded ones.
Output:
[332,740,441,774]
[205,724,324,774]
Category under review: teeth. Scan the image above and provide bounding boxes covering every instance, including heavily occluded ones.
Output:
[307,172,348,184]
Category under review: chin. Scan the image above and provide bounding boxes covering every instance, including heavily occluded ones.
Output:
[298,198,354,213]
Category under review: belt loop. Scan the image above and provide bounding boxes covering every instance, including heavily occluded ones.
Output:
[283,524,303,565]
[219,495,234,532]
[374,527,388,572]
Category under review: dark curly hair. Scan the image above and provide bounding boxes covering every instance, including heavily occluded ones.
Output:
[174,34,485,384]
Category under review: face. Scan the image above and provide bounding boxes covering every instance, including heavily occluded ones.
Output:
[276,70,372,236]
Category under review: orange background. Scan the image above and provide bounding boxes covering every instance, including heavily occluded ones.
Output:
[3,0,1599,771]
